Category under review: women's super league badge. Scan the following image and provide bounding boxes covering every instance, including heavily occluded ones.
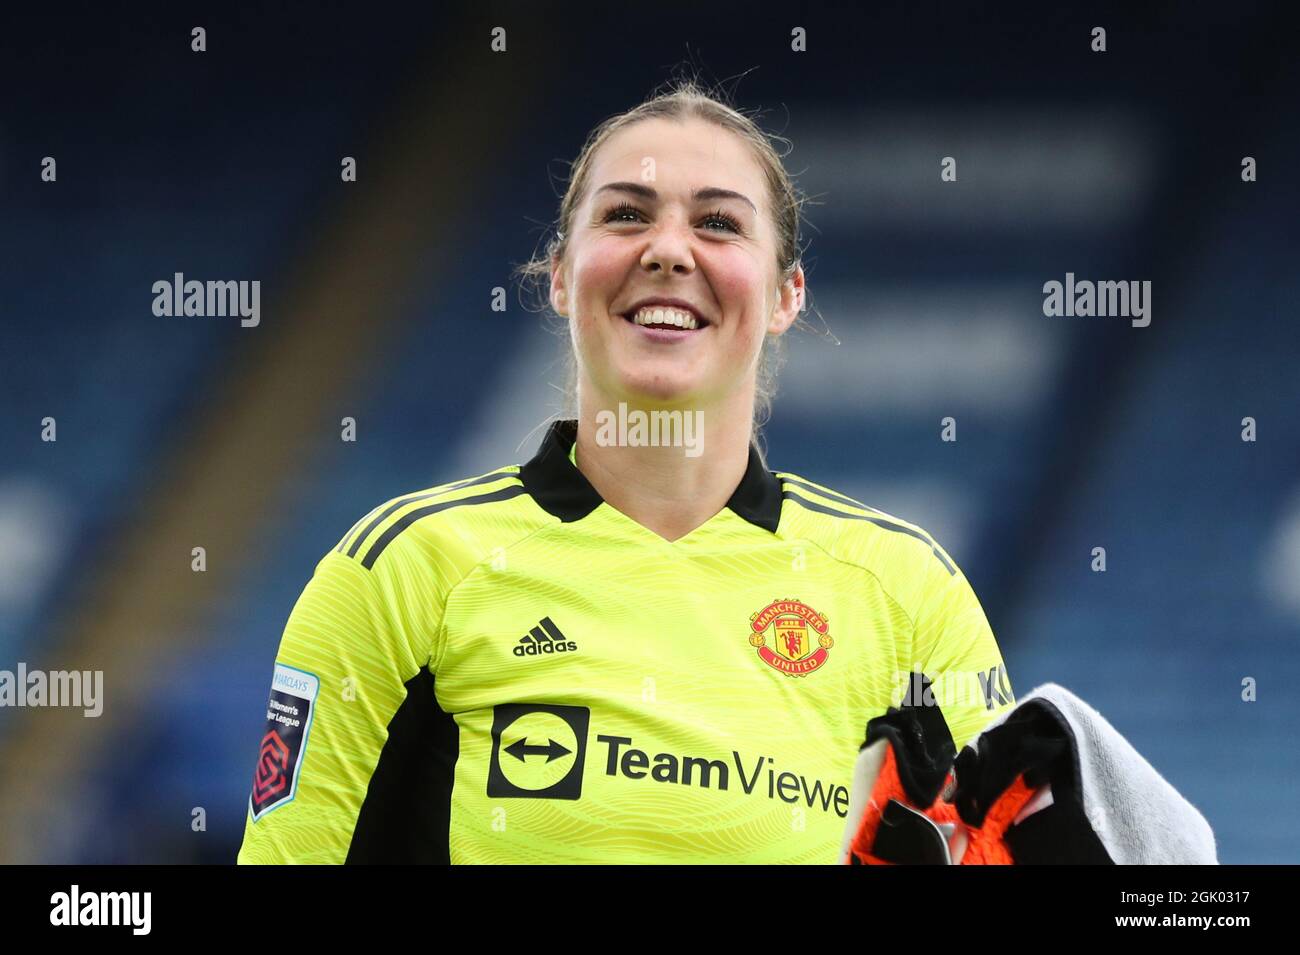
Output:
[249,663,319,820]
[748,598,833,677]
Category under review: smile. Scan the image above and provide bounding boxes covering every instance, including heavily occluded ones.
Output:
[620,305,710,337]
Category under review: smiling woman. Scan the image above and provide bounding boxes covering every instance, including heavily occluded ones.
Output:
[518,80,810,473]
[235,76,1017,865]
[542,106,805,540]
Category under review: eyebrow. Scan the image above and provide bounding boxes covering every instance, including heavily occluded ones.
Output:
[593,181,757,214]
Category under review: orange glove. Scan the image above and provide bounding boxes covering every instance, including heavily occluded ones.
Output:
[842,728,1047,864]
[841,677,1058,865]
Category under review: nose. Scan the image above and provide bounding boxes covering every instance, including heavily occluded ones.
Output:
[639,213,695,275]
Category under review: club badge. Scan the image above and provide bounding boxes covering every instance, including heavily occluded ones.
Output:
[749,598,833,677]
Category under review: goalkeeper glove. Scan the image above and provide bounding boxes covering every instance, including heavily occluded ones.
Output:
[840,674,1059,865]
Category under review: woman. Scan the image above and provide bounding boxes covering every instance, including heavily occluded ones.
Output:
[237,79,1015,864]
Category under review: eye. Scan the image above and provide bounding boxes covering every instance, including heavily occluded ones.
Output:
[601,201,644,224]
[700,208,742,233]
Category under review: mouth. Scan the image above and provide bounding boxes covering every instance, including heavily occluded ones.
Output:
[619,304,711,333]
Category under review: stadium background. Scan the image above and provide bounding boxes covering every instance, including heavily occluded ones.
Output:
[1,1,1296,864]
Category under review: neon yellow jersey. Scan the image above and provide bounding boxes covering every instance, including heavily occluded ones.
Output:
[236,419,1014,864]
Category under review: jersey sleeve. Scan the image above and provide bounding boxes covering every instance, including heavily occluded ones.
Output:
[236,547,428,864]
[910,544,1015,755]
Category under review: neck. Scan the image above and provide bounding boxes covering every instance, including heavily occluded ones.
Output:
[573,391,755,542]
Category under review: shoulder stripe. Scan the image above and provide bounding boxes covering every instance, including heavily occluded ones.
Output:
[343,468,520,559]
[777,475,879,515]
[335,504,387,554]
[781,489,956,576]
[361,484,529,570]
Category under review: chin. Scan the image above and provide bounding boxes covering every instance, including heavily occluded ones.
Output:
[614,376,702,408]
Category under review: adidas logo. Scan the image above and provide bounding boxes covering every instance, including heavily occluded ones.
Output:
[514,616,579,657]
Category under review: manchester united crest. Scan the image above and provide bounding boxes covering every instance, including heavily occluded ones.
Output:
[748,599,833,677]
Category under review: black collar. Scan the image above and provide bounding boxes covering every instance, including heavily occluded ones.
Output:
[518,418,783,534]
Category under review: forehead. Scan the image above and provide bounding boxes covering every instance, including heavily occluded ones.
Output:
[588,116,766,209]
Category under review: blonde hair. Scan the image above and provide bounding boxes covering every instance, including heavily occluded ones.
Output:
[514,74,815,465]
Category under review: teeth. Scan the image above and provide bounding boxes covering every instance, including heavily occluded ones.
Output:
[631,306,699,330]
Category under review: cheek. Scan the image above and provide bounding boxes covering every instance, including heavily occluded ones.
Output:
[707,248,767,313]
[565,244,626,350]
[571,237,634,306]
[703,250,771,348]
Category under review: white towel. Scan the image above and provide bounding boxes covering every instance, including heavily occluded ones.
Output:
[975,683,1218,864]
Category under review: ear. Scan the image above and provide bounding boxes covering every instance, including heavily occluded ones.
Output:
[550,255,568,317]
[767,262,805,335]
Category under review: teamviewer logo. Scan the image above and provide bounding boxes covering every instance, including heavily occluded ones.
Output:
[487,703,590,799]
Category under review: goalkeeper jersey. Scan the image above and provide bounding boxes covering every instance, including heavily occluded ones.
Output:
[236,418,1015,864]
